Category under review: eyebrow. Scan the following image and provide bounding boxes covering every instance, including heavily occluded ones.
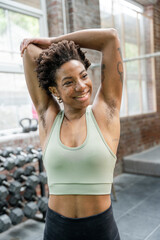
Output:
[62,69,86,82]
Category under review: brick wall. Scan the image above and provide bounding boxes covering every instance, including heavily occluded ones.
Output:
[46,0,64,36]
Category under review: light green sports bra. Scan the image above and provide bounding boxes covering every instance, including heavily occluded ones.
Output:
[43,105,117,195]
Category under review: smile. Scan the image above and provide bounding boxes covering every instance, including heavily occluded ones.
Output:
[74,91,90,101]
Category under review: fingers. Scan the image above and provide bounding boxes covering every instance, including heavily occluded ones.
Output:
[20,39,31,57]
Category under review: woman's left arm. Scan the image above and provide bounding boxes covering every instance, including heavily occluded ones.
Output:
[50,29,123,112]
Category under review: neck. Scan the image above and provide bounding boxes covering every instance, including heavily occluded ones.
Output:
[63,106,87,121]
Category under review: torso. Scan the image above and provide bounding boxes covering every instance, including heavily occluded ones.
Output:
[39,103,120,218]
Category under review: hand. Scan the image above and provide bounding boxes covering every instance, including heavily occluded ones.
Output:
[20,37,52,57]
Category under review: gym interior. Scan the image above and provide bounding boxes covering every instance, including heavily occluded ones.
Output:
[0,0,160,239]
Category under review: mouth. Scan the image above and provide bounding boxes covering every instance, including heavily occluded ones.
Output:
[73,90,90,101]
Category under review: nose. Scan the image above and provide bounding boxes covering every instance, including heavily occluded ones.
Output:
[75,79,86,92]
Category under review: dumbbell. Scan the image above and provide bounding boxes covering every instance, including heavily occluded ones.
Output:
[0,214,12,233]
[24,166,47,184]
[10,168,39,188]
[0,199,24,225]
[26,145,42,160]
[0,174,22,194]
[0,155,15,171]
[26,145,46,197]
[14,147,36,163]
[1,147,14,157]
[2,147,26,167]
[0,186,9,200]
[8,194,38,218]
[24,187,48,214]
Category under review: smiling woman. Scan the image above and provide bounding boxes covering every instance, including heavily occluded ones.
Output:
[48,60,92,113]
[21,28,122,240]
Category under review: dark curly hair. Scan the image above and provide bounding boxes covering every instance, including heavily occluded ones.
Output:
[35,40,91,96]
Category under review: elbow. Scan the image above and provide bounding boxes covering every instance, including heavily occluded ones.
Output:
[23,44,40,61]
[23,44,35,61]
[101,28,119,50]
[109,28,119,40]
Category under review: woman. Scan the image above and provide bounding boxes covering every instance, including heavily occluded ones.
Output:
[20,28,123,240]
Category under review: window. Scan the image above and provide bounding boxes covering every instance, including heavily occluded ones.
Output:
[99,0,156,117]
[0,0,48,131]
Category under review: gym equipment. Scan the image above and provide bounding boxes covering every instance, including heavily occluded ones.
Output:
[1,147,14,157]
[30,118,38,131]
[0,214,11,233]
[24,165,47,184]
[0,145,47,228]
[2,147,26,167]
[24,187,48,214]
[19,118,38,133]
[26,145,45,196]
[0,174,22,194]
[19,118,31,133]
[11,168,39,188]
[0,156,15,170]
[8,194,38,218]
[0,200,24,225]
[0,186,9,200]
[14,147,35,163]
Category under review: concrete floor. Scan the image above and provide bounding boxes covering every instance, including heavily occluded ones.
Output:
[0,173,160,240]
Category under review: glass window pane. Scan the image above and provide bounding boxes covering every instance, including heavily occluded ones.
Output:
[139,14,153,55]
[126,61,141,115]
[120,84,127,117]
[123,11,138,58]
[0,8,40,64]
[0,73,32,130]
[141,58,156,113]
[100,0,113,28]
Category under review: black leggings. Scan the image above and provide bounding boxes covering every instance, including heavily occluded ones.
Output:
[43,204,121,240]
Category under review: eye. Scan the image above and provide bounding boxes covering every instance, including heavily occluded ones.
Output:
[82,74,88,79]
[64,81,72,86]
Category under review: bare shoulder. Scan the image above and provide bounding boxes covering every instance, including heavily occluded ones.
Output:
[38,102,61,151]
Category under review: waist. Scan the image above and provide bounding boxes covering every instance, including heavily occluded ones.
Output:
[48,194,111,218]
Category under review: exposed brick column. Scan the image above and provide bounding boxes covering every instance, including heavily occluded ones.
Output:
[153,2,160,112]
[46,0,64,36]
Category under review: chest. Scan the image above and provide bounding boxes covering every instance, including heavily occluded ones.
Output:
[60,114,120,156]
[60,117,87,148]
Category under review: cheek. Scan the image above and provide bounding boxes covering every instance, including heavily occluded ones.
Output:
[64,88,75,97]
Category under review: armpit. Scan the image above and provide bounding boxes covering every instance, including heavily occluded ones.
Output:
[104,98,118,124]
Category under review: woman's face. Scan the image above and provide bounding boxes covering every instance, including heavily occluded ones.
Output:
[51,60,92,110]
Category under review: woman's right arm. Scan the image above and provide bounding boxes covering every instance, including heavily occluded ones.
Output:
[22,44,60,130]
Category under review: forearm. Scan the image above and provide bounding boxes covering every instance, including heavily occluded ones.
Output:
[25,43,43,61]
[50,28,117,51]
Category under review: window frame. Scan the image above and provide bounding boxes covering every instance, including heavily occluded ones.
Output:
[0,0,48,73]
[99,0,157,117]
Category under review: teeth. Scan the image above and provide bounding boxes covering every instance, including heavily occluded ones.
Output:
[76,93,88,98]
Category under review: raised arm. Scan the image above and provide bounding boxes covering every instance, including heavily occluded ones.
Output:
[50,29,123,112]
[22,44,60,127]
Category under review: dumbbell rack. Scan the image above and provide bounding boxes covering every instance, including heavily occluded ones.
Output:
[0,146,48,233]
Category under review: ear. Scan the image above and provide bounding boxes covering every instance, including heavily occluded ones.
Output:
[48,86,59,97]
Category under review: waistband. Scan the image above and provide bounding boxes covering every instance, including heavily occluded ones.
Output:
[46,203,113,224]
[49,183,112,195]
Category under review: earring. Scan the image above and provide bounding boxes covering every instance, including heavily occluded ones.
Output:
[57,96,63,103]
